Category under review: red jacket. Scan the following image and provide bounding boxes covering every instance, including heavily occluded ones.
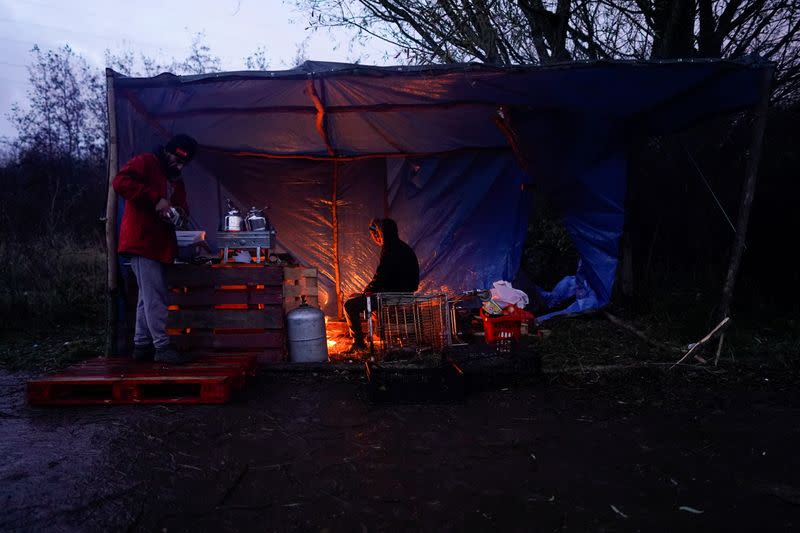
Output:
[113,153,188,264]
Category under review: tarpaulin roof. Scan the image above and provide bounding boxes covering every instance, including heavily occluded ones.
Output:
[109,57,772,318]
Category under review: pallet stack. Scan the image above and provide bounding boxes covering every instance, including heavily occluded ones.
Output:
[282,266,319,313]
[166,263,286,363]
[27,263,289,407]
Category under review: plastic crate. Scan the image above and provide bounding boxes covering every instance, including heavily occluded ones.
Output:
[480,307,534,343]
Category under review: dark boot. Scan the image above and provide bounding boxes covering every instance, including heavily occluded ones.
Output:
[132,343,155,362]
[155,344,194,364]
[342,338,368,355]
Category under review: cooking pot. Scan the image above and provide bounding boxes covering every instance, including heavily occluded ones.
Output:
[245,206,268,231]
[222,199,244,232]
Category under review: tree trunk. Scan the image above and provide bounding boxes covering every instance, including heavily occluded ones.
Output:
[717,68,773,322]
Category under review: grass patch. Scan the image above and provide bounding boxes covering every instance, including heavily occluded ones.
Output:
[0,235,106,327]
[0,324,104,371]
[0,235,106,370]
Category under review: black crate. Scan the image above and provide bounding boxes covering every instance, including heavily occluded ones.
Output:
[364,359,465,403]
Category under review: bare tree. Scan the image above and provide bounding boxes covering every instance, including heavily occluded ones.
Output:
[7,45,103,160]
[298,0,800,101]
[244,46,271,70]
[3,34,227,239]
[291,38,311,67]
[106,32,223,77]
[4,45,106,235]
[175,31,222,74]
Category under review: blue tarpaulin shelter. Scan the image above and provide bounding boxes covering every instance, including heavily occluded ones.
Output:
[105,58,772,320]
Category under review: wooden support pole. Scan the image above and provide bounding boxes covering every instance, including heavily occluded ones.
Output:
[714,332,725,366]
[332,160,343,319]
[717,68,773,323]
[105,68,120,356]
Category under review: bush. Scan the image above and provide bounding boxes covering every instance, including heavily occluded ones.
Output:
[0,234,106,330]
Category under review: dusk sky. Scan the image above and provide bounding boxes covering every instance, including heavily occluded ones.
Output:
[0,0,394,138]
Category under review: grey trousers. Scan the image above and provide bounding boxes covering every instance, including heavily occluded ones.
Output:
[129,255,170,349]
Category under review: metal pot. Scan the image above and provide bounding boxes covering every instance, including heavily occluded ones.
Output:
[245,206,268,231]
[163,206,186,227]
[222,199,244,232]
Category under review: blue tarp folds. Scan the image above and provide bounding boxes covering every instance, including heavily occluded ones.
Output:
[111,58,771,318]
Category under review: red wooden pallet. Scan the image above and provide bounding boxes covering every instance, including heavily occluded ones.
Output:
[26,355,257,406]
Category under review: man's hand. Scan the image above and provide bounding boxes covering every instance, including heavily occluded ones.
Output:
[155,198,172,217]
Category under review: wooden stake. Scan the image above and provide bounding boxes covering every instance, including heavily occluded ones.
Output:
[714,332,725,366]
[331,160,343,319]
[670,317,731,370]
[105,68,120,356]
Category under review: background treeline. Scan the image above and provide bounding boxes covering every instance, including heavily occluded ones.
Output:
[1,2,799,336]
[0,36,250,331]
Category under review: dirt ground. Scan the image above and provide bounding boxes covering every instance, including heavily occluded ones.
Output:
[1,354,799,533]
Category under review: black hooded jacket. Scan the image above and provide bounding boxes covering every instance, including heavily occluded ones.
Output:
[364,219,420,293]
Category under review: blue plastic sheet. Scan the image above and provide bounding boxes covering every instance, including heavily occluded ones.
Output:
[110,58,771,318]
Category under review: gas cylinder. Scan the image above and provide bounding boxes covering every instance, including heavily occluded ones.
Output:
[286,298,328,363]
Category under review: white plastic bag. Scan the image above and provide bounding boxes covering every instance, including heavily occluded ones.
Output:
[490,280,529,309]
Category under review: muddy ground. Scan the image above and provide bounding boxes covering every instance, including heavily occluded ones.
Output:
[1,358,799,533]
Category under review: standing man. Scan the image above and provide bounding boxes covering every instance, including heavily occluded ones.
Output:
[344,218,420,353]
[113,134,198,363]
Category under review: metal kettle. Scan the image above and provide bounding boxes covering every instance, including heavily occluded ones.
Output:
[222,198,244,232]
[245,206,268,231]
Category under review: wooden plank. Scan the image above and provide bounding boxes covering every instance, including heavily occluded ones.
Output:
[255,349,288,364]
[181,350,284,365]
[55,361,248,389]
[64,355,258,378]
[167,309,283,329]
[171,331,285,350]
[196,354,259,375]
[27,375,234,405]
[166,264,283,287]
[283,267,318,280]
[169,286,283,307]
[282,285,319,298]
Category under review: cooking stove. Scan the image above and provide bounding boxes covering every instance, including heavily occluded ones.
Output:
[216,229,276,263]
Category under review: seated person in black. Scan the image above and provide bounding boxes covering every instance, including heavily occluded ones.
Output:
[344,217,420,352]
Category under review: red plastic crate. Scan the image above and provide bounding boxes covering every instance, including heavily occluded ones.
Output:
[480,307,535,343]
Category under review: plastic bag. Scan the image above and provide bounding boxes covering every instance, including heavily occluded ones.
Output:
[490,280,529,309]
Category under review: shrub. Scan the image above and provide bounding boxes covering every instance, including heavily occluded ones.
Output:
[0,234,106,330]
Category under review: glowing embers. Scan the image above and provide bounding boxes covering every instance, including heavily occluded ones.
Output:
[324,316,381,362]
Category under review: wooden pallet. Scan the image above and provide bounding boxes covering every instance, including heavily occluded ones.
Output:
[283,266,319,312]
[27,355,257,406]
[166,264,287,363]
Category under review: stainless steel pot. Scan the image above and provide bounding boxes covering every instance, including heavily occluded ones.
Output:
[245,207,268,231]
[222,199,244,231]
